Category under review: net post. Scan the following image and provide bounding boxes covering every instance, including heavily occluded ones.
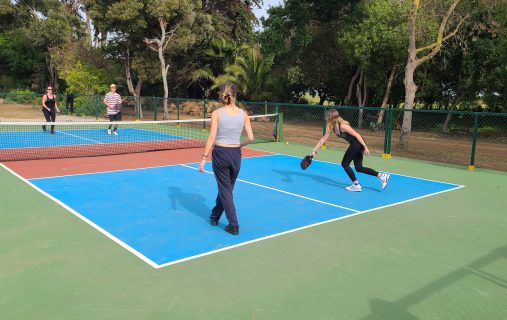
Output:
[278,112,284,142]
[470,113,479,170]
[203,98,207,129]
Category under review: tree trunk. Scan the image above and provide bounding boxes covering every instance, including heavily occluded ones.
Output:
[86,14,92,47]
[442,99,459,133]
[125,48,144,118]
[345,67,361,105]
[377,64,398,124]
[398,0,419,149]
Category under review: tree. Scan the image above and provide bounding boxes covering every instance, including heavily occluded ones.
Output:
[213,45,274,101]
[399,0,468,148]
[144,0,209,118]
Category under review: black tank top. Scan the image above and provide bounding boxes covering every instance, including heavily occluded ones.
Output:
[334,124,356,144]
[45,94,56,109]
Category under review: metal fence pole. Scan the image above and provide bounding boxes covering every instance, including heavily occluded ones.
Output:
[469,113,479,171]
[95,94,99,120]
[383,106,393,158]
[153,96,157,120]
[176,99,180,120]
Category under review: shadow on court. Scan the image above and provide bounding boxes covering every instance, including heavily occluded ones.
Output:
[361,245,507,319]
[168,186,212,224]
[273,169,382,192]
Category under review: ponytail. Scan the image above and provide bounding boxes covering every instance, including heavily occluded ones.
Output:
[219,82,237,106]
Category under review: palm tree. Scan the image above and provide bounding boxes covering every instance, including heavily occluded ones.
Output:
[213,45,274,101]
[191,38,237,96]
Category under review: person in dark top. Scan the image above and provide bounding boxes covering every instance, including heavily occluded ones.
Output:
[66,92,75,114]
[41,86,60,134]
[311,109,390,192]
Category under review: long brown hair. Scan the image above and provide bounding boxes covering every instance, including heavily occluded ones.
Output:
[326,109,349,134]
[219,82,237,106]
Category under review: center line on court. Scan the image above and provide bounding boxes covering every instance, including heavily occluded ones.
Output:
[56,130,105,144]
[179,164,360,213]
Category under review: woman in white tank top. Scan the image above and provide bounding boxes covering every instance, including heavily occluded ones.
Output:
[198,83,254,235]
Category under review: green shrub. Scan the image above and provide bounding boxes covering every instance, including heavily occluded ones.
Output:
[74,96,99,117]
[5,89,40,104]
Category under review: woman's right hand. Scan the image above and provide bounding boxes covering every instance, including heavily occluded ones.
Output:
[198,159,206,172]
[311,150,317,157]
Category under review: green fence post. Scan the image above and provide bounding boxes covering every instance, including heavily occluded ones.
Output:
[383,107,393,158]
[322,107,328,137]
[135,96,140,119]
[176,99,180,120]
[153,96,157,120]
[469,113,479,171]
[95,94,99,120]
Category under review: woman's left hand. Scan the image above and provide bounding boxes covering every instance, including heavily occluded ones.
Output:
[198,159,206,172]
[363,146,370,156]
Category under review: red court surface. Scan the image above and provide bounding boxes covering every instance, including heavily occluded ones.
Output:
[4,148,273,179]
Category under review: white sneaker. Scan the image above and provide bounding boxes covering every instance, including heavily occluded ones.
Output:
[113,131,118,136]
[107,129,112,135]
[379,173,390,190]
[345,183,362,192]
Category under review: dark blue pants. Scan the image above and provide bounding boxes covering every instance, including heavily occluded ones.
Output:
[210,146,242,228]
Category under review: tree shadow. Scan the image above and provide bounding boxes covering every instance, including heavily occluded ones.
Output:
[168,186,211,224]
[361,245,507,319]
[272,169,381,192]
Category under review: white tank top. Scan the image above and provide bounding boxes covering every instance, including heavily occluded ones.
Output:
[215,108,245,145]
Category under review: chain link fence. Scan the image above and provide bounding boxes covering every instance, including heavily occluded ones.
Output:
[1,92,506,172]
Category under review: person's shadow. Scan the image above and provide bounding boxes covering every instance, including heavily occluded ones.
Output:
[168,186,211,223]
[273,169,380,192]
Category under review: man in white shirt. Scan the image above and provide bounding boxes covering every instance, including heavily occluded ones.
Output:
[103,84,123,135]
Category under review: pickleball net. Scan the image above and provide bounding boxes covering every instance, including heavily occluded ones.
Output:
[0,113,280,161]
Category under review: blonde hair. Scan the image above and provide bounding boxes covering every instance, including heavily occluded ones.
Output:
[325,109,349,134]
[219,82,237,106]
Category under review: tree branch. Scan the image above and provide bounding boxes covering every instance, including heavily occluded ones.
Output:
[416,14,468,66]
[163,22,182,51]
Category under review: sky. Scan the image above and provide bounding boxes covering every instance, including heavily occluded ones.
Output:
[253,0,283,21]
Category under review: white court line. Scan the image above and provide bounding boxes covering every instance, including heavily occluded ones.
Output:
[55,130,105,144]
[179,164,359,213]
[260,152,465,187]
[156,182,465,268]
[0,163,159,268]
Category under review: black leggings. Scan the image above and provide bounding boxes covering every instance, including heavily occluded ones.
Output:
[341,140,378,182]
[42,108,56,132]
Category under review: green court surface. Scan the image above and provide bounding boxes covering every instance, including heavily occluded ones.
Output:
[1,142,506,320]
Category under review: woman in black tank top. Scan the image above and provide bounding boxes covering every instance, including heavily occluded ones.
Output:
[41,86,60,134]
[311,109,390,192]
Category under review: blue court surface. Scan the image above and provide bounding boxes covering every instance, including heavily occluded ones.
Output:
[0,128,183,149]
[29,154,463,268]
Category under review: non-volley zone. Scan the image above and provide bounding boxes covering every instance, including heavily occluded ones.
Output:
[24,154,462,268]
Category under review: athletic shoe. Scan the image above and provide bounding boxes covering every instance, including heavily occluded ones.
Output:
[379,173,390,190]
[113,131,118,136]
[107,129,112,135]
[210,217,219,226]
[345,183,362,192]
[224,224,239,235]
